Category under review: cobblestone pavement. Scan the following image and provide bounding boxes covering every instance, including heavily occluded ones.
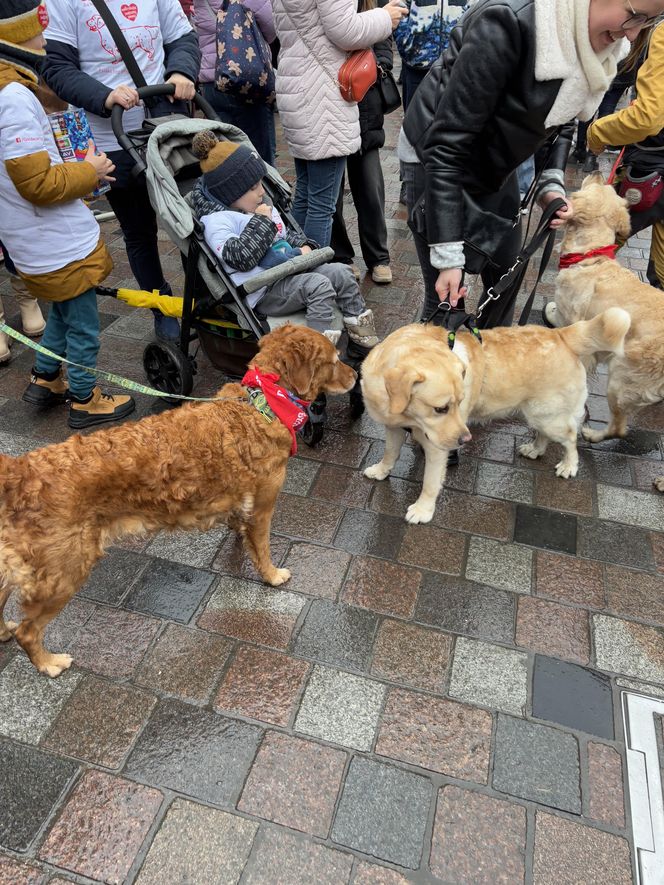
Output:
[1,99,664,884]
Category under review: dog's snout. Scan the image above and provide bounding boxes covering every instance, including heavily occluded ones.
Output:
[459,431,472,445]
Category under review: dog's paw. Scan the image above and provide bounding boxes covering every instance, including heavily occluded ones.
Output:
[518,442,542,461]
[364,462,390,481]
[405,500,435,524]
[555,460,578,479]
[654,476,664,492]
[0,621,17,642]
[581,424,606,443]
[39,653,73,678]
[268,567,291,587]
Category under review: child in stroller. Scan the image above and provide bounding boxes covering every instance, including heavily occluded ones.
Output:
[190,131,379,349]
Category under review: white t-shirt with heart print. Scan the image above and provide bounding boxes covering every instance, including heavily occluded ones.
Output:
[46,0,192,152]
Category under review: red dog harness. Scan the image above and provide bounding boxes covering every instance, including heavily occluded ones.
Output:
[558,244,619,269]
[241,367,309,456]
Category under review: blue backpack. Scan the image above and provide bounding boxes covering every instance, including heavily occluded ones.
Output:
[211,0,276,105]
[395,0,468,71]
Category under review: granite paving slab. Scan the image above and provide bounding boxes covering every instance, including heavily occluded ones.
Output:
[449,638,528,715]
[593,613,664,683]
[532,656,614,739]
[465,537,533,594]
[0,656,81,744]
[292,599,379,670]
[123,558,216,623]
[80,548,151,605]
[414,574,515,643]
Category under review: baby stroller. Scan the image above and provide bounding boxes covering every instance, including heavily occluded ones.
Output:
[99,84,365,444]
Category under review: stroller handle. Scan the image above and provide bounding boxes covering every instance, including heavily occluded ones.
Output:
[110,84,219,162]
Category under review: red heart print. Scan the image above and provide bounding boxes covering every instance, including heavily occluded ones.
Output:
[120,3,138,21]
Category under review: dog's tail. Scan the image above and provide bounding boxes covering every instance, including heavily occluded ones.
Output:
[559,307,631,360]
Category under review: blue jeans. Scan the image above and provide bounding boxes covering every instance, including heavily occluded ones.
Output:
[200,83,275,166]
[35,288,100,400]
[517,156,535,197]
[293,156,346,248]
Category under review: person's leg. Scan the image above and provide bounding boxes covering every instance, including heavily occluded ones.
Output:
[330,170,356,266]
[401,64,427,111]
[405,161,439,319]
[22,301,69,405]
[292,158,310,232]
[477,176,522,329]
[313,263,378,346]
[258,274,336,332]
[298,156,346,247]
[347,148,390,272]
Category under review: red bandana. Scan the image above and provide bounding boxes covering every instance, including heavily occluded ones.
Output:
[559,244,619,269]
[241,368,310,456]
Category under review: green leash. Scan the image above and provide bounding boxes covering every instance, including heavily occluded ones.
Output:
[0,322,228,403]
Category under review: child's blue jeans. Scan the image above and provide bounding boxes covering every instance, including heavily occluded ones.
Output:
[35,287,100,400]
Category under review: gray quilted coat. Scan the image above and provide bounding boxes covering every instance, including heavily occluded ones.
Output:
[273,0,392,160]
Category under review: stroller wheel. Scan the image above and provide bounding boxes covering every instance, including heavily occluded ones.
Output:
[349,380,365,420]
[301,420,324,447]
[301,394,326,447]
[143,341,194,402]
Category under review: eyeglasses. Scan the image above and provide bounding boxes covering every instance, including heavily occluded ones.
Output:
[623,0,663,29]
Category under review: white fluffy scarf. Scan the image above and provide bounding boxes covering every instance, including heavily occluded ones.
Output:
[535,0,628,127]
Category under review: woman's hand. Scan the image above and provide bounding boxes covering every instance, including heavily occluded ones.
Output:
[104,84,139,110]
[435,268,468,307]
[300,245,313,254]
[540,191,574,229]
[166,73,196,102]
[385,0,409,30]
[84,140,116,183]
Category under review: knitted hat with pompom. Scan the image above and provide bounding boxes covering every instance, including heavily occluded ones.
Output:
[192,130,266,207]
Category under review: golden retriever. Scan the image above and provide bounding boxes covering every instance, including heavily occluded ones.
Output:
[0,325,356,677]
[362,311,630,523]
[550,175,664,491]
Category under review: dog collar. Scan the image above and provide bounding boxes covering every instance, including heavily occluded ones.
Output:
[241,368,310,456]
[558,244,619,269]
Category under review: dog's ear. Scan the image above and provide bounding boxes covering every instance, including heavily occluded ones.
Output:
[384,367,425,414]
[581,171,605,189]
[611,197,632,239]
[570,188,598,226]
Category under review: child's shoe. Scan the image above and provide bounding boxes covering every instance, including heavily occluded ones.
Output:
[323,329,342,345]
[69,386,135,429]
[343,309,379,348]
[22,368,68,406]
[153,311,181,343]
[11,276,45,336]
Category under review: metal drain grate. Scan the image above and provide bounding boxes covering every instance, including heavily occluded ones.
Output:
[622,691,664,884]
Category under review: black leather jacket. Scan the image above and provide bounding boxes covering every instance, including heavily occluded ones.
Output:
[403,0,574,245]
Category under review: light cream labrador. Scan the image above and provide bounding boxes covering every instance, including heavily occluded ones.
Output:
[361,312,630,523]
[551,176,664,491]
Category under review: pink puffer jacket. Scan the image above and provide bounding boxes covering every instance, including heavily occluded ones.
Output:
[194,0,277,84]
[273,0,392,160]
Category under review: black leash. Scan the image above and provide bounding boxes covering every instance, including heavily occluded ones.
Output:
[427,304,482,351]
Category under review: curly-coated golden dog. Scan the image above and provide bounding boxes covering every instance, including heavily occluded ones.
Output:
[0,325,356,677]
[551,175,664,491]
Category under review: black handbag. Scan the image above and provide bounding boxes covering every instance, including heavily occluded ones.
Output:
[376,65,401,114]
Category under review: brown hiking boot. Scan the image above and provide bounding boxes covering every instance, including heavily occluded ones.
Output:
[68,386,135,429]
[22,369,69,406]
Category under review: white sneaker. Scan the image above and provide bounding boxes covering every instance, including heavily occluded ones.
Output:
[344,309,379,348]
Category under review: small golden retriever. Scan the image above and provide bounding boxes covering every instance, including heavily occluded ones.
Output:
[0,325,356,677]
[361,311,629,523]
[551,175,664,491]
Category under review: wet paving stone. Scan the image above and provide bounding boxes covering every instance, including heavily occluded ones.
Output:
[198,576,306,650]
[353,861,411,884]
[123,559,215,623]
[475,462,533,504]
[514,504,577,554]
[587,742,625,830]
[334,509,406,560]
[371,620,451,691]
[535,552,605,608]
[214,646,309,726]
[464,431,515,464]
[0,656,81,744]
[211,533,290,581]
[653,532,664,573]
[596,483,664,531]
[272,493,343,542]
[292,599,379,670]
[282,456,320,497]
[124,699,262,804]
[39,770,162,884]
[239,732,346,837]
[134,624,233,702]
[430,785,526,884]
[534,474,594,516]
[242,827,353,885]
[0,856,45,885]
[66,607,160,678]
[533,812,632,885]
[493,716,581,813]
[365,440,424,484]
[577,518,655,570]
[517,596,590,665]
[376,688,492,783]
[605,565,664,625]
[145,525,229,568]
[42,676,156,768]
[398,524,466,574]
[282,543,351,599]
[295,665,385,751]
[331,756,432,869]
[465,537,533,594]
[342,555,421,618]
[298,429,371,468]
[135,799,258,885]
[414,574,515,643]
[368,475,421,518]
[0,738,78,853]
[589,427,663,459]
[311,464,373,508]
[593,614,664,683]
[432,489,514,541]
[532,656,614,739]
[449,638,528,715]
[80,549,151,605]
